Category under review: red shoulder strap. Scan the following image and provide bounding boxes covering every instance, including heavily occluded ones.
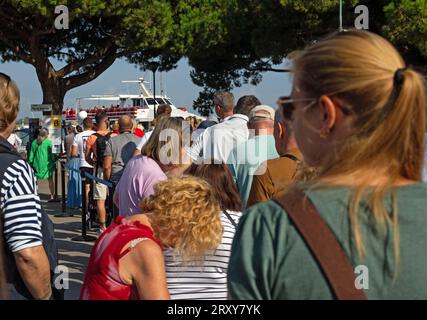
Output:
[273,189,367,300]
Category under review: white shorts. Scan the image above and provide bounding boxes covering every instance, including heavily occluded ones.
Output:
[93,170,108,200]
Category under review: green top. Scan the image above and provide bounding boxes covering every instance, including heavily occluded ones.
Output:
[28,138,56,180]
[228,183,427,299]
[227,135,279,209]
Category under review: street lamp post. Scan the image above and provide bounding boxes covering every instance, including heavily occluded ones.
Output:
[147,61,160,118]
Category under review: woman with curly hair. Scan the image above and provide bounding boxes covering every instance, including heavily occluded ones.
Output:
[164,163,242,300]
[80,176,222,300]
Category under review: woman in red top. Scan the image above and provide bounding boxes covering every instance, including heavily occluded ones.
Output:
[80,176,222,300]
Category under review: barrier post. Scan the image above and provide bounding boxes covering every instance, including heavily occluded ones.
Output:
[54,161,58,199]
[54,159,73,218]
[108,182,117,222]
[61,161,66,213]
[71,174,96,242]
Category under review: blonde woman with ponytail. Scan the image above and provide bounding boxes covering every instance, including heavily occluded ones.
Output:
[228,30,427,300]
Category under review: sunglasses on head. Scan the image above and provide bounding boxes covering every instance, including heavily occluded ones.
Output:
[0,72,11,88]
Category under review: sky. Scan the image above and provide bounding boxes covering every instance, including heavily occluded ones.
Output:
[0,58,293,119]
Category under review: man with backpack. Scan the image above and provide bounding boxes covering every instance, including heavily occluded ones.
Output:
[85,112,115,235]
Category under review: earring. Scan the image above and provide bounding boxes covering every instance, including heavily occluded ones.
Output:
[319,128,329,139]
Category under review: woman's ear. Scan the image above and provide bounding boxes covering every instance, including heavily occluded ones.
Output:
[278,121,285,138]
[318,95,337,131]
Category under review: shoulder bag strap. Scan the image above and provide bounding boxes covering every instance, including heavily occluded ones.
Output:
[222,210,238,228]
[273,189,367,300]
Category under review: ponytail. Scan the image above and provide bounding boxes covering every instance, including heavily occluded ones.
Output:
[294,30,427,269]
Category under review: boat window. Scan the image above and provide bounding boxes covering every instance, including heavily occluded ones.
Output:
[156,98,165,105]
[164,99,172,105]
[146,98,156,105]
[132,99,141,107]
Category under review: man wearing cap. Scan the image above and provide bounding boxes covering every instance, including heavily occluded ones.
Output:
[227,105,279,209]
[247,99,303,208]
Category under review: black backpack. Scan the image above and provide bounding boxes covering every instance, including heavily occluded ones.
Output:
[0,138,63,300]
[94,132,112,168]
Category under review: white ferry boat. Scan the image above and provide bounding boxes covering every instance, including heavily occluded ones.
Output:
[62,77,204,124]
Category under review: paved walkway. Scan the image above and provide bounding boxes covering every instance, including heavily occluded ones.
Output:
[38,170,95,300]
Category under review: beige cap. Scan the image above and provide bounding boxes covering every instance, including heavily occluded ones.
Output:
[249,105,275,121]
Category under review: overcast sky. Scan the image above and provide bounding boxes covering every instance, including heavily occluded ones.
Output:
[1,58,293,119]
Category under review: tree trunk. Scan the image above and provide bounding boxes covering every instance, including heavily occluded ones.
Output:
[40,80,65,116]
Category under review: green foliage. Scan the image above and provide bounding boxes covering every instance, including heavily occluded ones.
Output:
[383,0,427,58]
[0,0,426,115]
[190,0,426,114]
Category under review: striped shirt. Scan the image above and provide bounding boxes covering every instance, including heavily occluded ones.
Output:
[0,159,43,252]
[164,210,242,300]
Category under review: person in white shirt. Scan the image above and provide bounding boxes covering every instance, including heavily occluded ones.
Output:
[189,92,261,164]
[7,131,22,150]
[71,117,95,211]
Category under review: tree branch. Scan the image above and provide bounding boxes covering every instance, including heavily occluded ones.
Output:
[0,32,33,64]
[0,6,32,33]
[49,51,79,60]
[246,67,292,73]
[57,40,115,77]
[63,46,118,91]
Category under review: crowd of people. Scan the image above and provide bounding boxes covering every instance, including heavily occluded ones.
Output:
[1,29,427,300]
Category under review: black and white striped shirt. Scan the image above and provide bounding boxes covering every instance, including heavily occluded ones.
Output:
[0,159,43,252]
[164,210,242,300]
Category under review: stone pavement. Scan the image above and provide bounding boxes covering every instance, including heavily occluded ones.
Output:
[37,171,96,300]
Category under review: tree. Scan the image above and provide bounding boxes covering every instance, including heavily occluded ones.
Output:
[0,0,234,114]
[189,0,427,115]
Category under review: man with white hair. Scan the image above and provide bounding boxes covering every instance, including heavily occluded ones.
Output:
[247,99,302,207]
[227,105,279,208]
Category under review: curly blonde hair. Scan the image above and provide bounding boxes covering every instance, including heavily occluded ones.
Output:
[140,176,223,260]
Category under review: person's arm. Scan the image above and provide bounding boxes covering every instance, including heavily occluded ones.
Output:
[28,141,36,165]
[3,160,52,299]
[14,246,52,299]
[133,135,147,157]
[47,141,56,168]
[104,156,112,181]
[85,136,96,167]
[103,141,113,180]
[71,145,78,158]
[15,135,22,148]
[71,135,79,158]
[123,240,170,300]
